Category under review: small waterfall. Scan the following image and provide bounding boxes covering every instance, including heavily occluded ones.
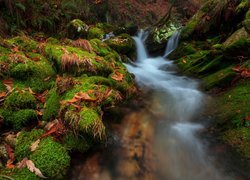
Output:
[132,30,148,62]
[125,30,231,180]
[164,31,180,57]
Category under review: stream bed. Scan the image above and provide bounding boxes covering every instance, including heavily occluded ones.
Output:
[68,31,247,180]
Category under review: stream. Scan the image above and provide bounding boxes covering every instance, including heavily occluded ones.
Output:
[68,31,243,180]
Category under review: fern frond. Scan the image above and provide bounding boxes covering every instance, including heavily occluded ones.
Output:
[72,39,93,53]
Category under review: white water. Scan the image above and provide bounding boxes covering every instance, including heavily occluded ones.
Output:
[125,31,232,180]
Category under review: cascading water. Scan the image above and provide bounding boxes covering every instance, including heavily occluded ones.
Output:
[125,31,232,180]
[69,31,238,180]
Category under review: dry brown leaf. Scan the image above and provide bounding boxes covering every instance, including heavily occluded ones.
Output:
[241,69,250,78]
[26,160,47,178]
[2,79,14,92]
[30,139,40,152]
[6,160,15,169]
[17,158,28,169]
[0,92,7,98]
[111,72,124,81]
[5,143,15,162]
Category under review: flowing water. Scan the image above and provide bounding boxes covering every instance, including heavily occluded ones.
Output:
[69,31,240,180]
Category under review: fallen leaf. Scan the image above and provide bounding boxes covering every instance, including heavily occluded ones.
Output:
[26,160,47,178]
[182,59,187,64]
[5,143,15,162]
[241,69,250,78]
[30,139,40,152]
[11,47,19,52]
[2,79,14,92]
[17,158,28,169]
[67,92,96,104]
[6,160,15,169]
[111,72,124,81]
[28,87,36,95]
[41,120,65,138]
[104,89,113,99]
[0,92,7,98]
[35,110,43,116]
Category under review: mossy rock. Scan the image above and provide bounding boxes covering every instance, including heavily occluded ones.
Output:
[67,19,89,39]
[6,36,38,52]
[168,42,197,59]
[15,129,44,161]
[215,79,250,127]
[223,27,250,57]
[7,52,56,93]
[43,89,60,121]
[105,34,135,55]
[45,44,113,77]
[87,27,105,40]
[90,38,113,56]
[29,137,70,178]
[63,132,90,152]
[4,90,37,110]
[202,66,238,90]
[96,23,116,34]
[65,107,105,139]
[2,109,37,131]
[0,168,39,180]
[223,127,250,158]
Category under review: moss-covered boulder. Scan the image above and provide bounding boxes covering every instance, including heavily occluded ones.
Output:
[181,0,245,40]
[4,90,37,110]
[1,109,37,131]
[42,89,60,121]
[6,36,38,52]
[105,34,135,55]
[87,27,105,40]
[14,130,70,179]
[30,137,70,178]
[222,27,250,57]
[15,129,44,161]
[67,19,89,39]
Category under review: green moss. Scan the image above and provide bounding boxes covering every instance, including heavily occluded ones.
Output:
[87,27,105,40]
[181,11,204,39]
[43,89,60,121]
[223,127,250,158]
[78,108,105,138]
[29,137,70,178]
[15,129,44,161]
[105,34,135,54]
[4,90,37,110]
[96,22,115,33]
[7,36,38,52]
[0,168,39,180]
[0,81,6,92]
[215,80,250,127]
[63,133,90,152]
[169,42,197,59]
[67,19,89,39]
[46,37,60,44]
[10,61,35,80]
[12,168,40,180]
[0,45,10,54]
[90,38,113,56]
[4,109,37,131]
[213,44,223,49]
[202,66,237,90]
